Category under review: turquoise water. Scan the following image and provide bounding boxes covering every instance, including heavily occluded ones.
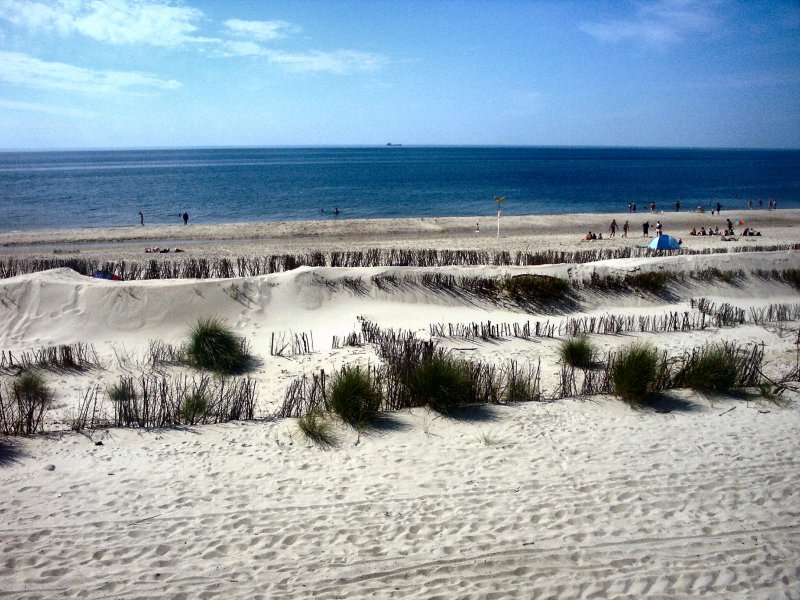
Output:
[0,146,798,232]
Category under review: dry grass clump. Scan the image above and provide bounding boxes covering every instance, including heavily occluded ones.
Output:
[185,318,252,374]
[328,366,382,428]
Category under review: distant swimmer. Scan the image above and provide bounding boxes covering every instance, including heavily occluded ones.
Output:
[334,207,340,215]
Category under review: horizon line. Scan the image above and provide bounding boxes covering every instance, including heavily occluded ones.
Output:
[1,143,799,153]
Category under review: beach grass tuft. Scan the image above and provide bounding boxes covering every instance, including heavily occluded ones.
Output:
[623,271,674,294]
[560,336,596,370]
[674,344,739,393]
[328,366,382,427]
[297,411,338,447]
[185,318,252,374]
[611,343,658,406]
[180,391,209,425]
[502,274,570,303]
[0,371,52,435]
[411,355,472,414]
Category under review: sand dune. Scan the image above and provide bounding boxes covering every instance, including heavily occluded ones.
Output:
[1,215,799,598]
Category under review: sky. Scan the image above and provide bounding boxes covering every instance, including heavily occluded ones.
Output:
[0,0,798,150]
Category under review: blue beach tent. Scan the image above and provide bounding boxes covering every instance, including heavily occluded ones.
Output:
[648,235,682,250]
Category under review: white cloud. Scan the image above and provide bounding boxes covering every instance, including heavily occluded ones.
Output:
[580,0,716,46]
[0,1,389,76]
[0,51,181,94]
[264,49,388,74]
[223,18,299,42]
[0,0,208,46]
[0,98,96,118]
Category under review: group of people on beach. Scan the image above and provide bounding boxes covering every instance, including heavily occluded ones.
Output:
[688,217,761,239]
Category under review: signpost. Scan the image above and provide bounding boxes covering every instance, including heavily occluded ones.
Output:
[494,196,506,240]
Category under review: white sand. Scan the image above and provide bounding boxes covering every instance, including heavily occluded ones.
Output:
[1,212,799,598]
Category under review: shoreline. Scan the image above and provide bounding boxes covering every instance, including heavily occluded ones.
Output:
[2,209,799,261]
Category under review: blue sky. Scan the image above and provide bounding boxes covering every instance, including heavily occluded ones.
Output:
[0,0,798,149]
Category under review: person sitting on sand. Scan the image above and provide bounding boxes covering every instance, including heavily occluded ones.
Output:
[585,231,593,241]
[597,232,603,239]
[700,226,706,236]
[690,227,697,236]
[713,226,719,234]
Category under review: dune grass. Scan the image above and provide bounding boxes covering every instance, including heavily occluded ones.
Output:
[674,345,739,393]
[623,272,674,294]
[560,336,596,370]
[185,318,251,374]
[180,392,209,425]
[328,366,382,427]
[611,343,658,406]
[502,274,570,303]
[411,355,472,414]
[297,411,338,447]
[1,371,52,435]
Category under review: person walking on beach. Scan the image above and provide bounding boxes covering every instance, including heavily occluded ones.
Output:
[622,220,629,237]
[183,212,189,225]
[609,219,617,238]
[139,211,144,226]
[642,221,650,237]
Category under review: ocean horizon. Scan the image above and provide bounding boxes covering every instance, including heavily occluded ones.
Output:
[1,146,798,232]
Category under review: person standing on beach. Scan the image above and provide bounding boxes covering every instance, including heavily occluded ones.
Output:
[655,220,662,236]
[716,201,722,214]
[622,220,629,237]
[650,200,656,213]
[139,211,144,226]
[675,200,680,212]
[632,202,637,213]
[642,221,650,237]
[609,219,617,238]
[183,212,189,225]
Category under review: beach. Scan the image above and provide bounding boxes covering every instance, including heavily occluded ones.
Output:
[1,210,799,599]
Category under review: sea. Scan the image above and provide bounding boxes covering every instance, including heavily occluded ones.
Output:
[0,146,798,232]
